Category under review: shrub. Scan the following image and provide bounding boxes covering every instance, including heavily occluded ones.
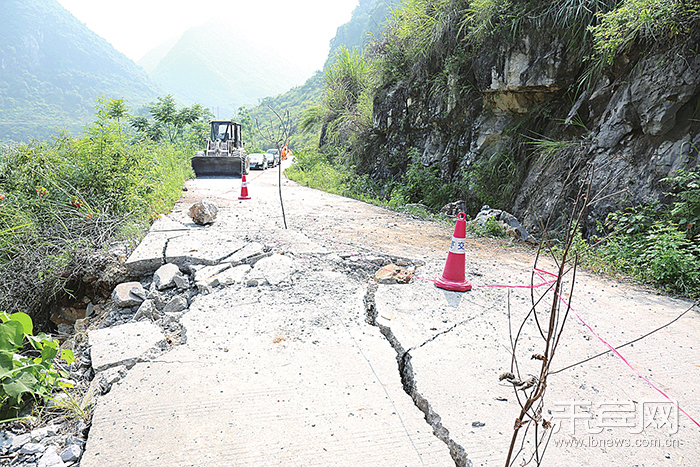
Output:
[0,97,194,321]
[284,148,346,195]
[0,312,74,420]
[665,167,700,239]
[571,198,700,297]
[388,148,462,211]
[467,216,508,238]
[590,0,699,65]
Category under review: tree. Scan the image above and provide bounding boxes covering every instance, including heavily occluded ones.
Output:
[236,106,260,152]
[130,95,212,146]
[105,98,129,122]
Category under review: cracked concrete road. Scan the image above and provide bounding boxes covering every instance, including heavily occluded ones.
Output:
[83,162,700,466]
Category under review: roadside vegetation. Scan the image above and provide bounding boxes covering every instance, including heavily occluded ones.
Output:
[0,312,75,421]
[0,94,205,418]
[568,167,700,298]
[0,96,203,325]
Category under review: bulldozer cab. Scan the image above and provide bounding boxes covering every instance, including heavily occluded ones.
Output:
[210,120,241,148]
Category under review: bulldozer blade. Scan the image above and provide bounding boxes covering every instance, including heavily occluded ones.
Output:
[191,156,242,177]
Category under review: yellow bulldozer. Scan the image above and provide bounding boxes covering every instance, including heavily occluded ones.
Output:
[191,120,250,177]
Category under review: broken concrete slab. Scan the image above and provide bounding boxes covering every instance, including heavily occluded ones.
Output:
[375,269,466,350]
[250,254,296,286]
[217,264,251,286]
[193,263,231,284]
[227,242,266,266]
[153,263,183,290]
[82,272,454,467]
[149,216,188,233]
[88,322,165,372]
[111,282,146,308]
[165,231,247,268]
[375,260,700,466]
[125,232,178,274]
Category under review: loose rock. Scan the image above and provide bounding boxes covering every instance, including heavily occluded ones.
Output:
[11,433,32,451]
[38,446,64,467]
[60,444,82,463]
[163,295,188,313]
[251,254,295,286]
[441,201,466,217]
[20,442,45,454]
[153,264,183,290]
[188,199,218,225]
[111,282,146,308]
[470,206,533,242]
[134,299,157,321]
[374,264,417,284]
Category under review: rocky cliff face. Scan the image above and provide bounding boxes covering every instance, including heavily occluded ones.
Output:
[369,25,700,235]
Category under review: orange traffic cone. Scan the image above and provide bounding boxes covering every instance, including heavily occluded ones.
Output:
[238,174,251,200]
[435,212,472,292]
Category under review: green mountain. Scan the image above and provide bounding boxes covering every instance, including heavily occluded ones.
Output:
[245,0,397,150]
[0,0,161,142]
[327,0,398,63]
[246,71,325,151]
[143,20,310,118]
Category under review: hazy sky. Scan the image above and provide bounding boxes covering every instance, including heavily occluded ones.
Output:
[57,0,359,75]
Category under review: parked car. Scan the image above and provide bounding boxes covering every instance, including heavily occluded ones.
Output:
[266,149,280,168]
[248,153,268,170]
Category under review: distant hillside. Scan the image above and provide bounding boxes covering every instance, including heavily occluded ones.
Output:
[137,36,181,74]
[0,0,161,142]
[144,20,310,118]
[246,71,324,151]
[326,0,398,64]
[246,0,397,150]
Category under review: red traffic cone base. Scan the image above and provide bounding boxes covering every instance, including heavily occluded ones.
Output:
[435,212,472,292]
[238,174,251,200]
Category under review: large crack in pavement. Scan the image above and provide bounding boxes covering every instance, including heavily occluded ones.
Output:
[364,283,472,467]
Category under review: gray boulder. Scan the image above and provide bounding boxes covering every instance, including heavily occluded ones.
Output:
[153,263,184,290]
[188,199,218,225]
[441,201,466,217]
[471,206,532,242]
[252,254,296,286]
[163,295,188,313]
[60,444,82,463]
[111,282,146,308]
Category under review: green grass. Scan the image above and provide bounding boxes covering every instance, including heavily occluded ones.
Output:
[590,0,699,66]
[286,146,463,215]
